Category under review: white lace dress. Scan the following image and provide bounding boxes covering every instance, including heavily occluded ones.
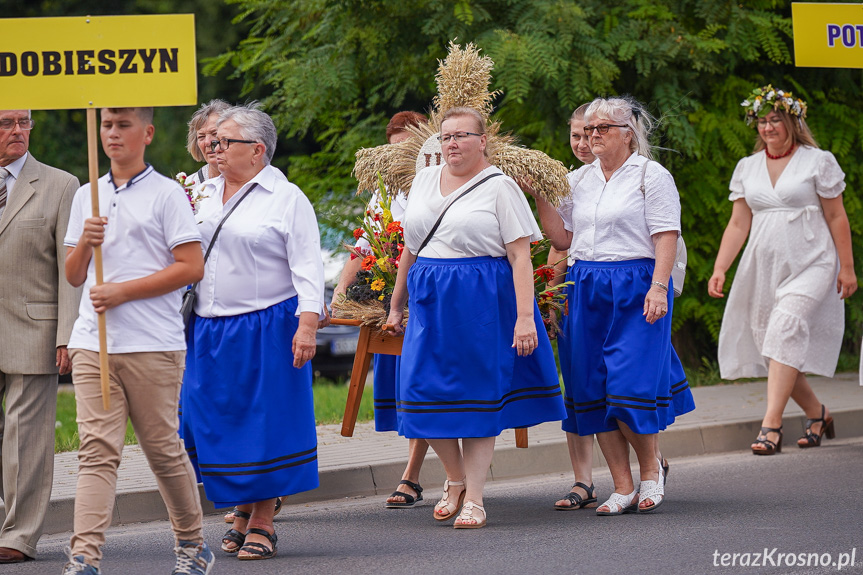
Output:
[718,145,846,379]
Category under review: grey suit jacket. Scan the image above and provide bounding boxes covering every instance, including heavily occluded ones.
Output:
[0,154,81,374]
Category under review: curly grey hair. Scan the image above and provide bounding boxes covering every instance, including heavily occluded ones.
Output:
[584,96,655,160]
[217,102,277,164]
[186,100,231,162]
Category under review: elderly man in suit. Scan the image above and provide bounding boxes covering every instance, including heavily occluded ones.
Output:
[0,109,80,563]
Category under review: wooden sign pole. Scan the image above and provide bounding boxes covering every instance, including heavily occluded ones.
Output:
[86,108,110,410]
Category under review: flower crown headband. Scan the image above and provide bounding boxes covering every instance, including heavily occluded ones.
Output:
[740,84,808,126]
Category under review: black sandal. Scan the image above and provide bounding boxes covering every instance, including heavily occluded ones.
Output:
[385,480,424,508]
[751,426,782,455]
[237,528,277,561]
[798,404,835,448]
[221,510,251,553]
[554,482,597,510]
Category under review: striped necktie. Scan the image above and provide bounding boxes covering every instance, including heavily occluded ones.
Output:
[0,166,8,217]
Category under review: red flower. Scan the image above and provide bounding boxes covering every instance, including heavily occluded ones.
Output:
[373,213,381,222]
[361,255,377,271]
[353,228,364,240]
[350,253,358,260]
[534,266,555,282]
[386,221,402,234]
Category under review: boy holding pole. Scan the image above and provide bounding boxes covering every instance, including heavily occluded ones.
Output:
[62,107,213,575]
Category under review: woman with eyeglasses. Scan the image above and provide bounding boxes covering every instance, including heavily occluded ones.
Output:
[184,99,231,186]
[528,96,694,516]
[708,86,855,456]
[180,103,326,561]
[385,106,566,529]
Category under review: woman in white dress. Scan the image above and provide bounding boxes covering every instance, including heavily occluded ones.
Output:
[708,86,856,455]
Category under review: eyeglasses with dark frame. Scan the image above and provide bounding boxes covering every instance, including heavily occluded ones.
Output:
[210,137,259,152]
[437,132,483,144]
[0,119,35,131]
[583,124,627,135]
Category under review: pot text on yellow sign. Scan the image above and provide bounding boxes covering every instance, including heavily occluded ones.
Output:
[0,14,196,110]
[793,3,863,68]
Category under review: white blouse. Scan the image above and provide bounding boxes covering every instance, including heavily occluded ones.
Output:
[559,152,681,261]
[193,165,325,319]
[403,165,542,258]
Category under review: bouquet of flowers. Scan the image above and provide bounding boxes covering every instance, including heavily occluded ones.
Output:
[333,174,407,326]
[175,172,209,215]
[530,239,573,338]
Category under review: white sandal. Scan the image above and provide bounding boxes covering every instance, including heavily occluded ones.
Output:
[638,463,665,513]
[433,479,466,521]
[453,500,486,529]
[596,488,638,516]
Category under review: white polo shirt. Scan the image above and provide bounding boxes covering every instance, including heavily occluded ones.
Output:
[559,153,680,261]
[65,165,202,353]
[193,165,325,319]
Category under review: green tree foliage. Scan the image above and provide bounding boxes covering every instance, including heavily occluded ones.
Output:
[212,0,863,364]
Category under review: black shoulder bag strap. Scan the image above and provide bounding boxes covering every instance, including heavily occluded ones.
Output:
[417,172,502,256]
[195,166,208,184]
[186,182,259,298]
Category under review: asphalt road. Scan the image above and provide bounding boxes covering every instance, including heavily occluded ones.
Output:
[15,437,863,574]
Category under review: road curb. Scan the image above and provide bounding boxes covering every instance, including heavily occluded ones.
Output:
[40,405,863,535]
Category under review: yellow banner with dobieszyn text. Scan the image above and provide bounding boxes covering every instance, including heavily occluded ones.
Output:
[793,2,863,69]
[0,14,197,110]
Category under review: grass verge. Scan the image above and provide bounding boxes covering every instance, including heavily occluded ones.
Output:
[55,376,375,453]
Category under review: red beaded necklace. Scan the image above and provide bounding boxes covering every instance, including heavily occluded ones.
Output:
[765,144,794,160]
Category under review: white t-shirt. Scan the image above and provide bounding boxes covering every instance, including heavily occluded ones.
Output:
[403,165,542,258]
[194,165,325,319]
[559,152,680,261]
[65,165,202,353]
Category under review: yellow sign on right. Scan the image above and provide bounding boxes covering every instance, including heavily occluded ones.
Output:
[793,3,863,68]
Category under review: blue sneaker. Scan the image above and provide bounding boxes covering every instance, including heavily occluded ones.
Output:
[62,547,100,574]
[172,541,215,575]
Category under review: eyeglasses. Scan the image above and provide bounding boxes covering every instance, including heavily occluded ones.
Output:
[437,132,483,144]
[0,119,35,131]
[756,118,784,128]
[210,138,258,152]
[583,124,627,135]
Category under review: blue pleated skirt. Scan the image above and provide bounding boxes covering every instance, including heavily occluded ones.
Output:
[373,354,399,432]
[397,256,566,439]
[181,297,319,508]
[558,259,695,436]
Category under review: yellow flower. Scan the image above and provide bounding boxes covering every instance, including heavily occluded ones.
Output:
[370,278,386,292]
[378,294,385,301]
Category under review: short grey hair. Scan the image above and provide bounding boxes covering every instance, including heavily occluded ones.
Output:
[584,96,655,160]
[186,99,231,162]
[217,102,277,164]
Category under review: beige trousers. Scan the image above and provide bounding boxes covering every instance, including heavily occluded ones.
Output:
[69,349,203,567]
[0,372,58,558]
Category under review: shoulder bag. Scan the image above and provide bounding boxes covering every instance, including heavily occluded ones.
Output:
[416,172,502,255]
[639,161,687,297]
[180,183,259,328]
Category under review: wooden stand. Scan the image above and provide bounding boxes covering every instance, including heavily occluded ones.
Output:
[333,317,528,447]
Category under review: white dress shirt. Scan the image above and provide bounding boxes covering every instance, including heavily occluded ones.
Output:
[403,165,542,258]
[65,165,202,353]
[193,164,325,319]
[0,152,28,219]
[559,152,680,261]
